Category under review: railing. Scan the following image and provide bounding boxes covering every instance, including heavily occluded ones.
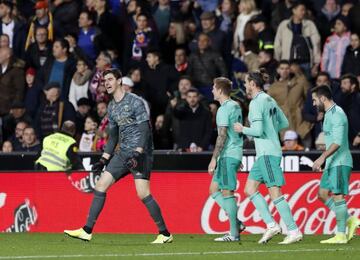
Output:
[1,150,359,171]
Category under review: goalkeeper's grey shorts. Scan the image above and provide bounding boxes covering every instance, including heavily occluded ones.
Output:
[105,150,153,181]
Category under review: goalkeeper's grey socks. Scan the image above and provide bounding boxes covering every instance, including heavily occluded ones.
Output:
[84,190,107,233]
[142,194,170,236]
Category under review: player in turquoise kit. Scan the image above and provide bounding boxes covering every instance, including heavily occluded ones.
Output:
[233,70,302,244]
[312,85,360,244]
[208,77,245,241]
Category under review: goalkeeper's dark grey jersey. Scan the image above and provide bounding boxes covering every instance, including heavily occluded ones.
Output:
[106,93,152,152]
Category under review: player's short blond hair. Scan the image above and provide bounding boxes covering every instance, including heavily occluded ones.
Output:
[214,77,232,96]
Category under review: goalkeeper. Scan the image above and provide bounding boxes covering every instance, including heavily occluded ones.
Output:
[64,68,172,244]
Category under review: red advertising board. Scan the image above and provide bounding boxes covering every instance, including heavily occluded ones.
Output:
[0,172,359,234]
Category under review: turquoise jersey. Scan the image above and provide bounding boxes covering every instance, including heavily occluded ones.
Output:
[216,99,243,160]
[243,92,289,157]
[323,104,353,169]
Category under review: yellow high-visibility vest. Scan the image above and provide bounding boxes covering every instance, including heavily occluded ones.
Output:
[36,132,76,171]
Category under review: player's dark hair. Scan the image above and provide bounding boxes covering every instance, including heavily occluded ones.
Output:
[311,85,333,100]
[103,68,122,79]
[247,68,270,89]
[214,77,232,96]
[341,73,359,91]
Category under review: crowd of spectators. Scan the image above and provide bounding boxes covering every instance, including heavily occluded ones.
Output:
[0,0,359,153]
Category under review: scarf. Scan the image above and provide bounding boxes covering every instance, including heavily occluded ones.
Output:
[73,69,92,86]
[25,12,54,50]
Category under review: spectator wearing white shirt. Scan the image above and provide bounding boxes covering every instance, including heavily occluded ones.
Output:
[0,0,26,58]
[69,59,92,111]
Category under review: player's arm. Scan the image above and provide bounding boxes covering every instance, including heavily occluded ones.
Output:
[135,121,150,153]
[276,106,289,132]
[312,143,340,171]
[134,98,151,153]
[313,115,343,171]
[103,123,119,158]
[212,126,228,160]
[242,119,264,137]
[234,102,263,137]
[208,106,228,174]
[126,98,150,170]
[208,126,227,174]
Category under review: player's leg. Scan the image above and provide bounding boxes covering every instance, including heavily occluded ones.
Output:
[262,156,301,244]
[83,171,115,232]
[268,187,297,233]
[320,166,358,243]
[210,166,225,208]
[64,153,129,241]
[246,158,277,228]
[267,186,302,244]
[212,157,244,242]
[320,193,348,244]
[134,178,172,243]
[64,171,115,241]
[246,179,281,244]
[319,169,336,210]
[132,153,172,244]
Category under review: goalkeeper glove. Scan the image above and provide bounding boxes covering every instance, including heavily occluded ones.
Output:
[92,157,109,173]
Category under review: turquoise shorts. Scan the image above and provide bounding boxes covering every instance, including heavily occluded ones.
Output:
[212,157,241,190]
[248,155,285,188]
[320,166,352,195]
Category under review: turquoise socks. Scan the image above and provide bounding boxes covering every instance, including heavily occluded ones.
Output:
[224,195,239,237]
[325,198,335,211]
[249,191,275,225]
[212,192,239,238]
[273,196,298,231]
[334,199,348,233]
[211,191,226,209]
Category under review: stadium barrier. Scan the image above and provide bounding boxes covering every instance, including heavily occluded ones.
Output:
[1,150,360,171]
[1,171,359,234]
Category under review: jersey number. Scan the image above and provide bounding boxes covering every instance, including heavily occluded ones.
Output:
[269,107,277,126]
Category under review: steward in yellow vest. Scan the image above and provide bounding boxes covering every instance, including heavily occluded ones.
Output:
[35,121,83,171]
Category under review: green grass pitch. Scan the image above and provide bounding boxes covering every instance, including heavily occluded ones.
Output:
[0,234,359,260]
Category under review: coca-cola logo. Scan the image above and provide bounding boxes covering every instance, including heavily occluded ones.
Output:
[68,172,100,193]
[1,193,37,233]
[201,179,360,235]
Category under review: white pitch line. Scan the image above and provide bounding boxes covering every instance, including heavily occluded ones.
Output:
[0,248,357,259]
